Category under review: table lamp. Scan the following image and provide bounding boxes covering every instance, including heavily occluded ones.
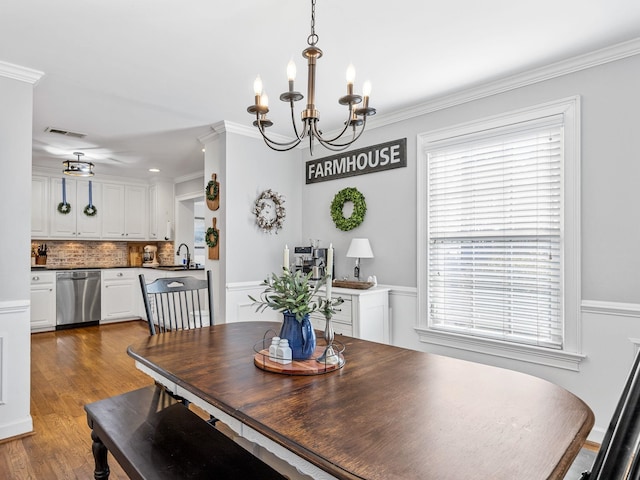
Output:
[346,238,374,281]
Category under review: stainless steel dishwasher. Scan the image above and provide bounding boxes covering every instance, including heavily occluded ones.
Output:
[56,270,101,329]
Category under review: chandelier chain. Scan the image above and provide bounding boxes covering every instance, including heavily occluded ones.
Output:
[307,0,318,46]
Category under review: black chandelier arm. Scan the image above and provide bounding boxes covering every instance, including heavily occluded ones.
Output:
[262,135,303,152]
[311,115,369,151]
[313,104,357,145]
[255,115,303,149]
[287,100,306,141]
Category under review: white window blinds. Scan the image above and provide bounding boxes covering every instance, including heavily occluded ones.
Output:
[427,122,563,348]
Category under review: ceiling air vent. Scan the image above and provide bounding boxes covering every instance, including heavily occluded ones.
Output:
[44,127,87,138]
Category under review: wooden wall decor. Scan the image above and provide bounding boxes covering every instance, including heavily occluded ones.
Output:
[206,173,220,211]
[207,217,220,260]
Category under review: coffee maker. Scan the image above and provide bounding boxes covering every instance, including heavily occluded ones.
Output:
[293,241,334,281]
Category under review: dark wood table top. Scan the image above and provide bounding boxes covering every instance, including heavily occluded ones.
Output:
[128,321,594,480]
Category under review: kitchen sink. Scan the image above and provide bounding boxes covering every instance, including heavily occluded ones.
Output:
[155,265,204,271]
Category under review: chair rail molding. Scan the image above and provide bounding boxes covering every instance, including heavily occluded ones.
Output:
[581,300,640,318]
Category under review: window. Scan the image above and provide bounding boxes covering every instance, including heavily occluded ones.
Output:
[416,97,583,370]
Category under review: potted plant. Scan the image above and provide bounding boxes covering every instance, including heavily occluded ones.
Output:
[250,269,338,360]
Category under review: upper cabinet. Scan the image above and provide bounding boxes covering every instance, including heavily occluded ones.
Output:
[149,182,174,240]
[50,178,102,239]
[31,175,49,237]
[102,183,147,239]
[32,173,160,241]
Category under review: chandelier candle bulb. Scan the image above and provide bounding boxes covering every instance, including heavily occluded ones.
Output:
[363,81,371,108]
[253,75,263,106]
[346,63,355,95]
[287,59,296,91]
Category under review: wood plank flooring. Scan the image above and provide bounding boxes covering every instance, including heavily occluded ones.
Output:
[0,321,153,479]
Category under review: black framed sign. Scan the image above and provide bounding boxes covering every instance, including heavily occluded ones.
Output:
[305,138,407,184]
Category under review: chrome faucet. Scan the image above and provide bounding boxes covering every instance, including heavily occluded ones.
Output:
[176,243,191,269]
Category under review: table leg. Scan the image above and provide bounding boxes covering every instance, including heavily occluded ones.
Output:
[90,428,110,480]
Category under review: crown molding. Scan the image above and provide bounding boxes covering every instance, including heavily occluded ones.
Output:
[367,37,640,131]
[210,120,306,145]
[0,60,44,85]
[174,171,204,184]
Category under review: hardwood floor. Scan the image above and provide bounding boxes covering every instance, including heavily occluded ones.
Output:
[0,321,153,479]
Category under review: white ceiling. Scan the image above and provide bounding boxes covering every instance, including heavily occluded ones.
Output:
[2,0,640,180]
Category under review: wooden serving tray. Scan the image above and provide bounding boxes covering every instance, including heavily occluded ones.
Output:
[254,346,344,375]
[332,280,374,290]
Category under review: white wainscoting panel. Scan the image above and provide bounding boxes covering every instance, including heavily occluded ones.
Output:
[0,300,33,440]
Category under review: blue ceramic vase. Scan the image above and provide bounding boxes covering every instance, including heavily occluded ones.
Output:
[280,312,316,360]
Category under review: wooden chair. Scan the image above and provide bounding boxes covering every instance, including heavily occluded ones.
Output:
[580,349,640,479]
[139,270,215,416]
[139,270,213,335]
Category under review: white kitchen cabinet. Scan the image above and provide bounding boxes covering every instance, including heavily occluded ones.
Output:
[101,269,140,323]
[310,286,390,344]
[149,182,174,240]
[76,179,102,238]
[102,183,147,239]
[30,271,56,332]
[31,175,49,237]
[49,178,102,239]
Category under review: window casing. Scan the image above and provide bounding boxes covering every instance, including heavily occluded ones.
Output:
[416,97,583,370]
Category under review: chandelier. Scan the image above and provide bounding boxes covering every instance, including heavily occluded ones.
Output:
[63,152,94,177]
[247,0,376,154]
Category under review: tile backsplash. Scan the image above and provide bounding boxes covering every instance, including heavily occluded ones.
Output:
[31,240,174,268]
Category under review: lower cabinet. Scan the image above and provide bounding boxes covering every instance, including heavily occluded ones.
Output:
[30,268,209,332]
[30,272,56,332]
[101,269,140,323]
[310,286,390,344]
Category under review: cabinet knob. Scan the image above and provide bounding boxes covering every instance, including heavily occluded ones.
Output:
[117,272,123,277]
[32,276,39,281]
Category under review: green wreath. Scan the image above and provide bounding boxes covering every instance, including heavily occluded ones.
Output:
[57,202,71,214]
[83,204,98,217]
[206,180,219,202]
[330,187,367,231]
[206,227,219,248]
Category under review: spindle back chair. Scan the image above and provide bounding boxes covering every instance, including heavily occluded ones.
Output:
[139,271,213,335]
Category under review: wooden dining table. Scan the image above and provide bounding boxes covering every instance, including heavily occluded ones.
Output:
[127,321,594,480]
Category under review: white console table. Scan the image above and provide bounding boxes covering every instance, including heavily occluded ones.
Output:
[310,286,390,344]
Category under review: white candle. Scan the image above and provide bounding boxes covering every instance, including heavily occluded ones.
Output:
[326,243,333,300]
[283,244,289,271]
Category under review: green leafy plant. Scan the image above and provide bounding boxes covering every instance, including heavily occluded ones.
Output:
[330,187,367,231]
[249,269,326,321]
[318,295,345,319]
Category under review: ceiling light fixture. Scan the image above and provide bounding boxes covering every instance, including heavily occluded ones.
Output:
[63,152,94,177]
[149,168,161,173]
[247,0,375,154]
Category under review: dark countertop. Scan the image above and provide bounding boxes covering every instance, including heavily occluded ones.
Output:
[31,266,204,272]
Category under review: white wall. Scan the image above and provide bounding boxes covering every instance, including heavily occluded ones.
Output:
[0,63,41,440]
[202,123,302,323]
[298,48,640,442]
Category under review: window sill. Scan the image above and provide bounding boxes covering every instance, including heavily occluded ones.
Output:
[414,327,585,371]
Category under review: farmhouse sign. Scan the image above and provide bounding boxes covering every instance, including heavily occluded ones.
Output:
[305,138,407,184]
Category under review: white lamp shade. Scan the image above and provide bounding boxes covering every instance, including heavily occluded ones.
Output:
[346,238,374,259]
